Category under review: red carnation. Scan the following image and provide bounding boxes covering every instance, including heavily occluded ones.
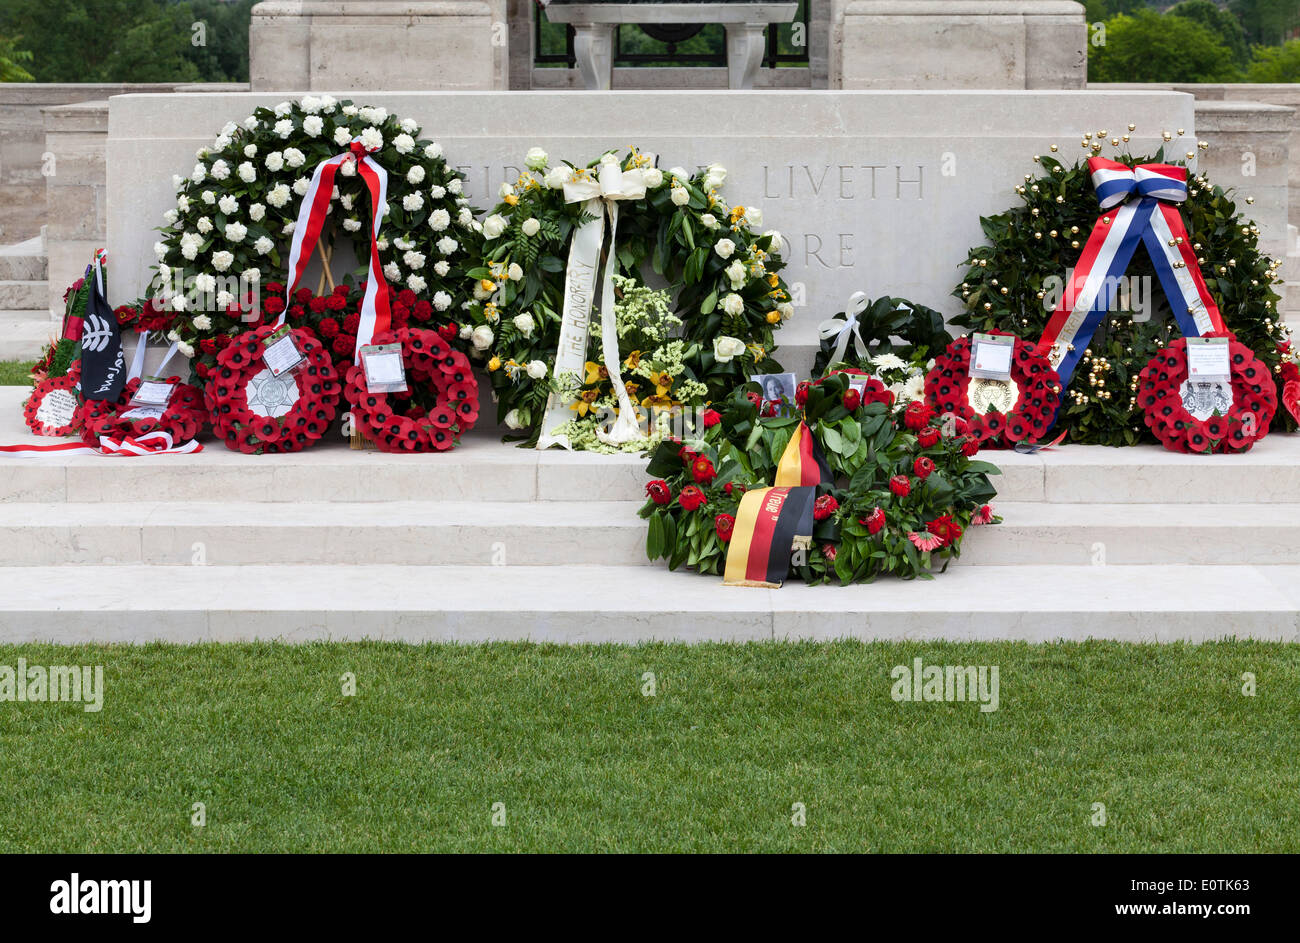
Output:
[343,313,360,333]
[332,333,353,355]
[917,427,940,449]
[701,408,722,428]
[438,323,459,343]
[678,485,708,511]
[318,318,340,338]
[691,455,717,484]
[412,300,433,321]
[813,494,838,521]
[862,506,886,535]
[843,389,861,411]
[913,456,935,479]
[398,289,417,307]
[326,294,348,311]
[904,401,935,430]
[646,479,672,505]
[715,513,735,542]
[309,297,328,314]
[264,297,286,318]
[889,475,911,497]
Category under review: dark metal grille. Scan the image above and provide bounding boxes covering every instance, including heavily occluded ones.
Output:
[534,1,811,69]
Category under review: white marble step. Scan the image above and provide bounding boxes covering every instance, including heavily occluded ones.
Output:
[0,237,46,282]
[0,499,1296,567]
[0,308,52,325]
[0,280,46,311]
[0,563,1294,643]
[0,320,52,361]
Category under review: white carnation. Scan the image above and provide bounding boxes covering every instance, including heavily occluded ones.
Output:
[437,236,458,255]
[283,147,305,169]
[400,118,419,134]
[274,119,293,138]
[242,268,261,284]
[434,261,450,277]
[334,126,352,147]
[248,203,266,222]
[429,208,450,232]
[237,161,256,184]
[153,241,168,259]
[210,159,230,180]
[447,178,463,195]
[266,184,291,208]
[224,222,247,243]
[393,133,415,155]
[343,218,362,233]
[254,236,274,255]
[218,194,238,215]
[407,165,425,185]
[162,209,178,225]
[192,314,213,331]
[201,190,216,205]
[293,178,310,196]
[402,193,423,212]
[384,263,401,281]
[433,291,451,311]
[424,142,443,160]
[196,216,213,235]
[211,250,234,272]
[359,127,383,151]
[193,273,216,293]
[407,274,427,292]
[179,233,202,260]
[264,151,284,172]
[302,115,323,137]
[403,250,426,269]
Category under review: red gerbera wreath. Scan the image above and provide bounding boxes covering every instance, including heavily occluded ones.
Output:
[204,324,342,454]
[924,332,1061,448]
[343,327,478,452]
[1137,333,1276,454]
[24,363,83,437]
[80,374,207,447]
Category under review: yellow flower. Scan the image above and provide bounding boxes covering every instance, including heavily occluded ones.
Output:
[584,361,609,385]
[649,371,673,391]
[479,278,496,294]
[767,273,780,288]
[765,311,781,325]
[571,389,601,416]
[623,350,642,370]
[503,194,519,206]
[488,356,501,372]
[641,393,674,409]
[730,205,746,223]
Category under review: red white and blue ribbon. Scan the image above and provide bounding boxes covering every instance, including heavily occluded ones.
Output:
[1039,157,1227,390]
[283,139,391,359]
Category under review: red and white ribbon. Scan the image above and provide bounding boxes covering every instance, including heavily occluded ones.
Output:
[0,430,202,458]
[283,139,391,359]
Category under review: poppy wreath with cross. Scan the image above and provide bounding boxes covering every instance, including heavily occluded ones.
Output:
[150,96,480,370]
[460,146,790,450]
[951,136,1295,446]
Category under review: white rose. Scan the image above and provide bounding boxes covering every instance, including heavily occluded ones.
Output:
[249,203,266,222]
[778,302,794,320]
[704,163,727,189]
[670,186,690,207]
[243,144,257,158]
[334,127,352,147]
[504,409,524,430]
[471,325,495,351]
[264,151,284,172]
[544,165,572,189]
[521,217,541,237]
[437,236,458,255]
[302,115,323,137]
[701,213,719,230]
[763,229,782,247]
[192,314,212,331]
[513,313,535,337]
[225,222,247,243]
[721,293,745,317]
[668,166,690,182]
[429,209,450,232]
[433,291,452,311]
[643,167,664,188]
[284,148,305,169]
[482,214,508,240]
[237,162,256,184]
[507,263,524,281]
[407,165,426,185]
[254,236,274,255]
[266,184,291,208]
[498,182,515,200]
[713,335,746,363]
[525,147,548,171]
[526,360,548,380]
[747,207,763,227]
[393,133,415,155]
[714,238,736,259]
[211,250,234,272]
[407,274,427,292]
[218,194,238,215]
[726,260,746,287]
[274,119,293,139]
[403,193,424,212]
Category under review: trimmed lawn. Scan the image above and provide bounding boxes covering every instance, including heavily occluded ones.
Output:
[0,360,35,386]
[0,640,1296,853]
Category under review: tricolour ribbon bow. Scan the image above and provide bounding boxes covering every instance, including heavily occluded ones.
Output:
[537,153,657,449]
[284,139,392,360]
[1038,157,1226,391]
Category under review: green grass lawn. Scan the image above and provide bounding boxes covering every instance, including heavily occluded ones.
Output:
[0,360,35,385]
[0,640,1296,853]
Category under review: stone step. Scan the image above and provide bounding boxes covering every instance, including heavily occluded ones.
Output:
[0,320,53,361]
[0,563,1293,642]
[0,237,47,282]
[0,308,53,325]
[0,280,48,311]
[0,499,1294,568]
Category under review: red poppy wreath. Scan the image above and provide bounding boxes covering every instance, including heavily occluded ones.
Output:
[343,328,478,453]
[1137,333,1276,454]
[204,324,342,454]
[24,363,83,437]
[80,375,207,447]
[924,333,1061,448]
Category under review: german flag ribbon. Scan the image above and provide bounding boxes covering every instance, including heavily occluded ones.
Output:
[723,485,817,588]
[774,420,833,487]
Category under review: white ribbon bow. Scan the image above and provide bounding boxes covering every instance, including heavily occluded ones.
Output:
[537,154,657,449]
[818,291,871,366]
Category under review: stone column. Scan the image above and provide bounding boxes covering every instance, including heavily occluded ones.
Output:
[43,101,108,318]
[839,0,1086,90]
[249,0,504,91]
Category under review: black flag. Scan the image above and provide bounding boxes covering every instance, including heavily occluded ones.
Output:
[79,255,126,402]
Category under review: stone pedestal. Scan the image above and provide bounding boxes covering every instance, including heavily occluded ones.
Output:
[840,0,1086,90]
[249,0,503,91]
[43,101,108,317]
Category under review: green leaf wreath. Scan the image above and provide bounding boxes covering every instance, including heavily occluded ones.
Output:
[638,372,1000,585]
[952,136,1295,447]
[461,147,791,449]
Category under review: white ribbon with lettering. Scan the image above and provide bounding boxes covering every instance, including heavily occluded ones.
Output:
[537,153,656,449]
[817,291,872,366]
